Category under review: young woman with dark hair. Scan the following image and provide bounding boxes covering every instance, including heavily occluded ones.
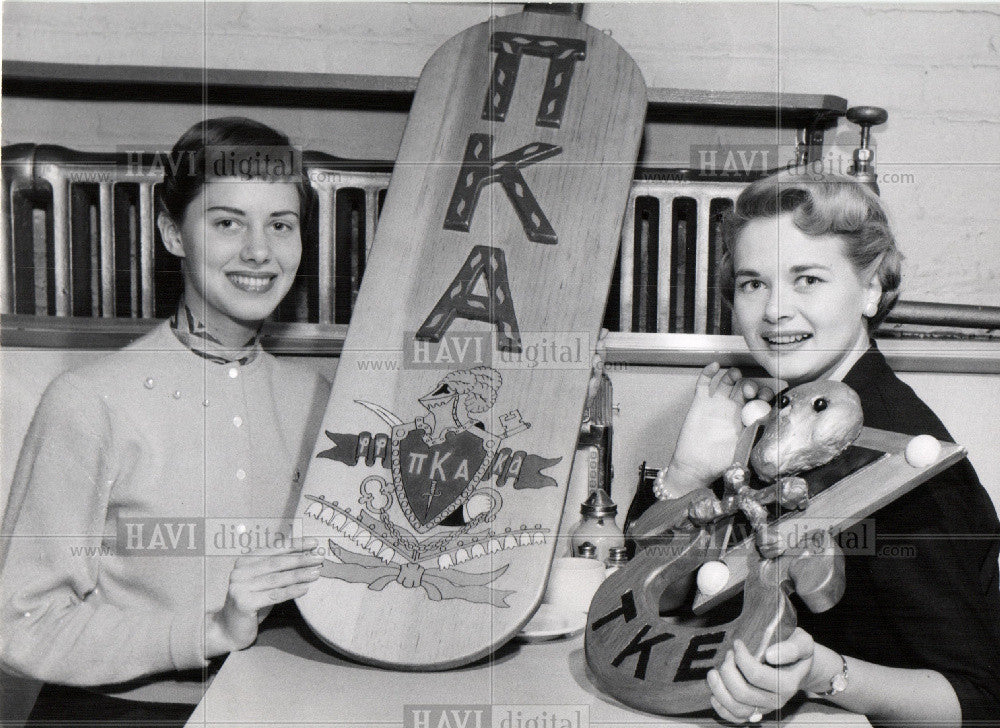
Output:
[0,117,329,726]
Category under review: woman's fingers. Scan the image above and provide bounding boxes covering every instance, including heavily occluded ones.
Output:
[210,540,326,653]
[709,365,739,396]
[737,379,778,405]
[244,536,320,558]
[709,638,810,722]
[719,367,741,395]
[233,538,320,569]
[729,636,813,703]
[231,551,324,582]
[763,628,814,667]
[696,362,722,394]
[230,564,322,610]
[258,567,321,609]
[228,536,326,609]
[245,581,314,611]
[230,538,319,566]
[707,665,759,723]
[739,379,763,402]
[719,648,776,707]
[698,366,781,404]
[710,695,748,725]
[263,563,323,590]
[283,583,312,601]
[696,362,742,397]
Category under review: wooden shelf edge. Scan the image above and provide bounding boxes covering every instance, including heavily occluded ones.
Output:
[3,316,998,373]
[0,315,348,356]
[2,61,418,95]
[2,60,847,120]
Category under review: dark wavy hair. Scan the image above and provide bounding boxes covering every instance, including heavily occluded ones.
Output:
[720,171,903,330]
[158,117,313,224]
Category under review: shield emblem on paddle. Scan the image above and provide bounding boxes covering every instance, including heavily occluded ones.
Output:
[390,423,499,533]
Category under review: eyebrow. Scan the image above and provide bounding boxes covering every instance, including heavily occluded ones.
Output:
[734,264,832,278]
[789,264,832,273]
[205,206,299,219]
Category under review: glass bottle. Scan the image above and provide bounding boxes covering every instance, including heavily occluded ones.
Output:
[569,488,624,563]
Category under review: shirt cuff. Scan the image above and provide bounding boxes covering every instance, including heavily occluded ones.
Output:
[169,606,210,671]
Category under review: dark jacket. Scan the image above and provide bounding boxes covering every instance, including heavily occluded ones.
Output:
[798,345,1000,725]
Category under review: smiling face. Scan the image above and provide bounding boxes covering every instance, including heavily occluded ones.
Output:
[158,179,302,344]
[732,213,881,386]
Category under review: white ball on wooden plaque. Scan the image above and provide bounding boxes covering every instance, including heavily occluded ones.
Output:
[905,434,941,468]
[741,399,772,427]
[696,560,730,596]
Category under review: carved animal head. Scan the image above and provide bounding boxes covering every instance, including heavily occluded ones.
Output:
[750,380,863,482]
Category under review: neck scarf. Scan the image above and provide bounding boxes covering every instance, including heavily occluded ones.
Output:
[169,301,261,366]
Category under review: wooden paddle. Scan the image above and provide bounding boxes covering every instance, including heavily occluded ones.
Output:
[294,10,646,669]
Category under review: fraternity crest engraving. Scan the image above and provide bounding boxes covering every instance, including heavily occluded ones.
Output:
[305,366,561,607]
[390,424,499,533]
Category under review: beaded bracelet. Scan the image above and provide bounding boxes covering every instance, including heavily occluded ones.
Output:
[652,467,672,500]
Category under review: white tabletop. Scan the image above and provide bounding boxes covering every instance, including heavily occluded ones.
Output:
[185,609,872,728]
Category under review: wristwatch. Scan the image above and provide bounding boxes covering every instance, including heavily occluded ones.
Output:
[814,653,849,697]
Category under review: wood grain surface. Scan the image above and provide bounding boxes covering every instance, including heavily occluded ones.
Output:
[293,11,646,669]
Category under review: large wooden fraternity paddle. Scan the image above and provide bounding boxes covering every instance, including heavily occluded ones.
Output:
[294,11,647,669]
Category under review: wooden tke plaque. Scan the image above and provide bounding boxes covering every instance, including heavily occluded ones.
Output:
[585,381,967,715]
[295,11,646,668]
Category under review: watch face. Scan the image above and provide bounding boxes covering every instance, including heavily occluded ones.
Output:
[831,673,848,693]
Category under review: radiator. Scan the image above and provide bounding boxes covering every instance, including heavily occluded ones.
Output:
[1,147,744,334]
[618,181,741,335]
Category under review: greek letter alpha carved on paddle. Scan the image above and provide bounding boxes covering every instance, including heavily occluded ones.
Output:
[416,246,522,352]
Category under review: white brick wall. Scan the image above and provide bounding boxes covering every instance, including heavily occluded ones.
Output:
[2,2,525,71]
[585,2,1000,307]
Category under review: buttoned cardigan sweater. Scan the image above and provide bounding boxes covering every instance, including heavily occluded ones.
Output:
[0,321,330,704]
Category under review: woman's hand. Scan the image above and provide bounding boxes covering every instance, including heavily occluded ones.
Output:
[205,537,325,657]
[707,630,816,723]
[666,363,765,493]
